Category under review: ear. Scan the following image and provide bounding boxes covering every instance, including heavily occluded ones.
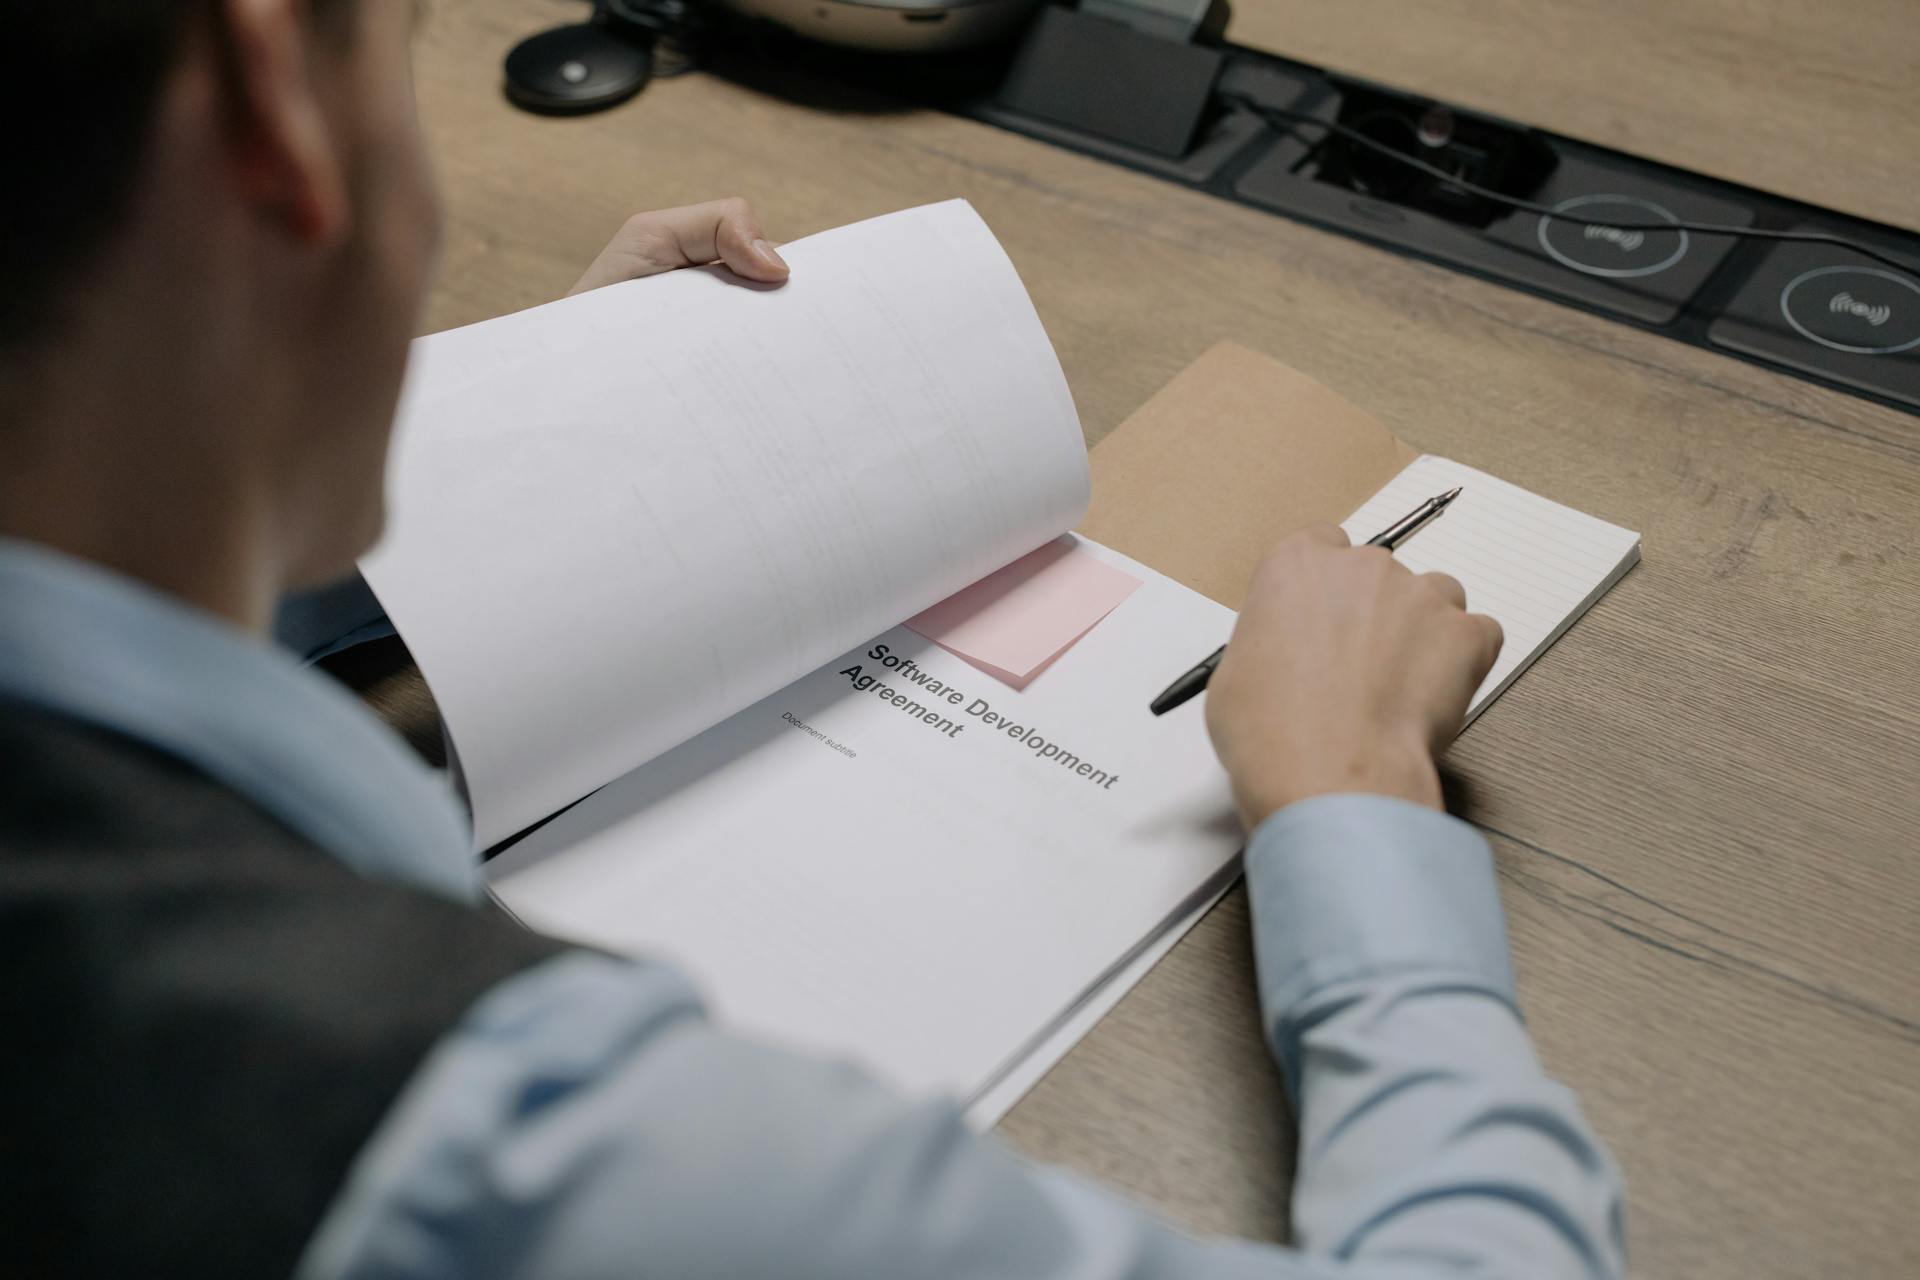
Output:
[216,0,351,246]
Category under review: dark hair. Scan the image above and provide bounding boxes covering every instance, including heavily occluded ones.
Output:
[2,1,350,349]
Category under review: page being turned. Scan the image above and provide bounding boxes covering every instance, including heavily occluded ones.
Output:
[362,201,1089,849]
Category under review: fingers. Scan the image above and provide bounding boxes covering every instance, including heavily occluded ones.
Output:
[1415,571,1501,678]
[569,198,790,295]
[1417,570,1467,609]
[1466,611,1505,679]
[1423,610,1502,751]
[645,197,789,282]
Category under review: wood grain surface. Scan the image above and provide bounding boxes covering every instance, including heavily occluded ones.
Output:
[393,4,1920,1276]
[1227,0,1920,235]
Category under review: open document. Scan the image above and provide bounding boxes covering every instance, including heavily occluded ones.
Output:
[484,550,1241,1103]
[362,201,1247,1112]
[363,205,1639,1121]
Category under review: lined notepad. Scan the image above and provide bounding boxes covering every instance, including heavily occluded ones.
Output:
[1341,456,1642,722]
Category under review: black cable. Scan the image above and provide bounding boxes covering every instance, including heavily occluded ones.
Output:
[1222,94,1920,282]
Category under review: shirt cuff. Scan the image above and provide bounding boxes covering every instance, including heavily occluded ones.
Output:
[1244,792,1516,1034]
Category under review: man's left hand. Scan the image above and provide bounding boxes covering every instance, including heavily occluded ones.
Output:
[570,198,790,295]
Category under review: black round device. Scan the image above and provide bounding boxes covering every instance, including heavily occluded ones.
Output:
[504,21,654,114]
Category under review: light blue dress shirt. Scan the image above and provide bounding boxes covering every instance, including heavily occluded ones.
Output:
[1,541,1626,1280]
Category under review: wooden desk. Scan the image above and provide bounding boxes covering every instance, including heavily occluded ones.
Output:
[402,5,1920,1276]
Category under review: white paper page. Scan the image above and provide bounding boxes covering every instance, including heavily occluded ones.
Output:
[1341,456,1642,722]
[965,879,1229,1129]
[362,201,1089,849]
[486,539,1245,1104]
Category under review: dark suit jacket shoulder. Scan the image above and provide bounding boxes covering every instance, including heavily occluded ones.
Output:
[0,698,566,1278]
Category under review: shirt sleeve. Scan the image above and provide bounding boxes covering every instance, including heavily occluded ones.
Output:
[298,796,1625,1280]
[1245,795,1627,1278]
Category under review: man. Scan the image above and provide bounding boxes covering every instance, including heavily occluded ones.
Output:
[0,3,1625,1277]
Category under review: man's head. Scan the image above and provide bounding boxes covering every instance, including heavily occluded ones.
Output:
[1,1,440,620]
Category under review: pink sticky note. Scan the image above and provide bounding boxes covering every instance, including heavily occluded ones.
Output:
[905,536,1143,689]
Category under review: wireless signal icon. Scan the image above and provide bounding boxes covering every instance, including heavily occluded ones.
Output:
[1829,292,1892,326]
[1782,266,1920,355]
[1584,224,1645,252]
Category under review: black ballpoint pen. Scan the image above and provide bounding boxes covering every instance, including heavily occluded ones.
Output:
[1148,486,1463,716]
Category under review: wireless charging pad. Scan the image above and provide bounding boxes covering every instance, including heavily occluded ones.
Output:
[504,22,654,114]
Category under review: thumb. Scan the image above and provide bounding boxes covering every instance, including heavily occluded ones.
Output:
[713,205,789,283]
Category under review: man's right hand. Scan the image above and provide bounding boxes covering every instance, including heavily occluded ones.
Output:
[1204,525,1503,828]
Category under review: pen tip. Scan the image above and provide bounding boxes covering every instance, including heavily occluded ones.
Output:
[1439,486,1462,505]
